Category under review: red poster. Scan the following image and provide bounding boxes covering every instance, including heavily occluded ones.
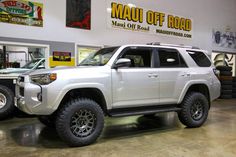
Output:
[66,0,91,30]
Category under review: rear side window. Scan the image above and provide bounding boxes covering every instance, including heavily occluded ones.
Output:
[158,48,187,68]
[187,51,211,67]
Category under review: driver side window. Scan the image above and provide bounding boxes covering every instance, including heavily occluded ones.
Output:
[120,47,153,68]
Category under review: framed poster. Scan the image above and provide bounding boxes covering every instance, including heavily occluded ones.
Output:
[50,51,75,67]
[0,0,43,27]
[66,0,91,30]
[53,51,71,62]
[212,28,236,51]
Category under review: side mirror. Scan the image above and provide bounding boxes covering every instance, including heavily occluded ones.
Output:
[114,58,131,69]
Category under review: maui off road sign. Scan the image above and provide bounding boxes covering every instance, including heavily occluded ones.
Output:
[0,0,43,27]
[107,1,193,39]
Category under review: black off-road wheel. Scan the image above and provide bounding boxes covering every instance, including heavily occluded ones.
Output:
[55,98,104,147]
[178,92,209,128]
[0,85,15,120]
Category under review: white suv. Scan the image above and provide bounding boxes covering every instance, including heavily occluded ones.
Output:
[16,43,221,147]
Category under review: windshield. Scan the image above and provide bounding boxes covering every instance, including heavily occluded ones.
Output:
[21,59,41,69]
[79,47,119,66]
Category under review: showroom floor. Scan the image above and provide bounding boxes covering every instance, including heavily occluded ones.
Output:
[0,99,236,157]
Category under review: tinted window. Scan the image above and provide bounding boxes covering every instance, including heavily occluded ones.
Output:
[120,47,152,68]
[187,51,211,67]
[158,48,187,67]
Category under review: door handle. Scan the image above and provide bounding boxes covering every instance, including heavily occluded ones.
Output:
[181,73,190,77]
[153,74,158,78]
[148,73,158,78]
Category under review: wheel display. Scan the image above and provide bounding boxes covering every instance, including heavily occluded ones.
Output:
[55,98,104,147]
[216,66,232,71]
[220,80,232,85]
[221,85,232,90]
[232,93,236,98]
[220,95,232,99]
[178,92,209,128]
[0,85,15,120]
[220,71,232,76]
[217,66,233,99]
[221,90,232,95]
[220,76,233,81]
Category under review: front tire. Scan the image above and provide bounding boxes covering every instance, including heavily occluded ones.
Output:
[178,92,209,128]
[0,85,15,120]
[55,98,104,147]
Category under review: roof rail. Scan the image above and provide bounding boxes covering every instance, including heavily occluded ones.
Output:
[146,42,200,49]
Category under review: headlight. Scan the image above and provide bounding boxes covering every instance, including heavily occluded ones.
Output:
[30,73,57,85]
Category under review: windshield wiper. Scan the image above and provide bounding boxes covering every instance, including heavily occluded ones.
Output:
[80,63,96,66]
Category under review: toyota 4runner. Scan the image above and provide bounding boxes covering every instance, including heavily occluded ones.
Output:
[15,43,221,147]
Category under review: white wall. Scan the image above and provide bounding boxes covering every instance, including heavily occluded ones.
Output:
[0,0,236,53]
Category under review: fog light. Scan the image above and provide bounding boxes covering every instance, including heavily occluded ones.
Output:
[37,93,42,101]
[20,99,25,105]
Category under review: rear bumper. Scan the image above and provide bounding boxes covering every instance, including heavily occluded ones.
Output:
[210,80,221,101]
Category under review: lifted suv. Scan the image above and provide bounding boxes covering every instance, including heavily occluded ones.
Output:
[16,43,221,147]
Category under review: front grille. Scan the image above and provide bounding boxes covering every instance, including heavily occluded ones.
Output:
[19,87,24,96]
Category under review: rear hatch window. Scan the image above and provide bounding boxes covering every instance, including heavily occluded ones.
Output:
[187,51,211,67]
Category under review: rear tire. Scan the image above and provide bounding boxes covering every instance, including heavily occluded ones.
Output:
[55,98,104,147]
[0,85,15,120]
[178,92,209,128]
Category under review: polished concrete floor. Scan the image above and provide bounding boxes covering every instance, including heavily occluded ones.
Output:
[0,99,236,157]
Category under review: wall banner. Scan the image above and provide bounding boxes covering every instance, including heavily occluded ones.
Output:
[53,51,71,62]
[0,0,43,27]
[50,51,75,67]
[66,0,91,30]
[107,1,193,39]
[212,28,236,50]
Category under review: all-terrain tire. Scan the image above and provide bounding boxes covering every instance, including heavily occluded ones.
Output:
[178,92,209,128]
[220,71,232,76]
[232,93,236,98]
[220,95,232,99]
[221,85,232,90]
[216,66,232,71]
[220,80,232,85]
[0,85,15,120]
[55,98,104,147]
[221,90,232,95]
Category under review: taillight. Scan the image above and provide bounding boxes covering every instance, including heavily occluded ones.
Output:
[213,68,220,78]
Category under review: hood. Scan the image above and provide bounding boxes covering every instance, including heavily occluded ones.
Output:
[0,68,30,74]
[26,66,106,76]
